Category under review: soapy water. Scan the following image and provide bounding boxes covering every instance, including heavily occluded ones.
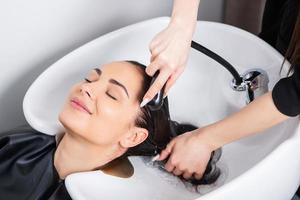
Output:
[142,156,228,195]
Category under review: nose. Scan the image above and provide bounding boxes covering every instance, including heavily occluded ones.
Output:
[80,83,95,100]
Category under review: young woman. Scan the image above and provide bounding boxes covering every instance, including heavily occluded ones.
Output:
[0,61,219,199]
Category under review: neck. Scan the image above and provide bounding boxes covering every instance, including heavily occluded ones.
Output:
[54,132,123,180]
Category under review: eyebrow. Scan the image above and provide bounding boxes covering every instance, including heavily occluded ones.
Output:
[109,79,129,98]
[93,68,129,98]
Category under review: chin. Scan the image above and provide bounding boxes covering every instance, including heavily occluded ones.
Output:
[58,106,88,137]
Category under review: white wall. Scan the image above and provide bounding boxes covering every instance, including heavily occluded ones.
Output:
[0,0,224,133]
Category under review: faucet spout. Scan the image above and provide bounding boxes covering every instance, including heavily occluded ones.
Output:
[235,69,269,104]
[191,41,269,104]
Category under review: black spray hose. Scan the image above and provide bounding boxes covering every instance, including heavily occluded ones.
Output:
[191,40,243,86]
[146,40,243,111]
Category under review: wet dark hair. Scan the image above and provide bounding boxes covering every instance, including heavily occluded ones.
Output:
[124,60,179,156]
[123,60,221,185]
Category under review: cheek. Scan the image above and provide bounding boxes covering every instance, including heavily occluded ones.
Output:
[87,102,138,146]
[88,103,128,144]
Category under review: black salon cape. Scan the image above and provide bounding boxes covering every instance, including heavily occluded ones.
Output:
[0,128,72,200]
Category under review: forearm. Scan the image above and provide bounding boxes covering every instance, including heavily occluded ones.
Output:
[202,92,290,150]
[170,0,201,36]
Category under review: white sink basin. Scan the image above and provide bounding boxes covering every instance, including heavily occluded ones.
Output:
[23,17,300,200]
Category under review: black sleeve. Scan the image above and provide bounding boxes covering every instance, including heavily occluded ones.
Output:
[272,67,300,117]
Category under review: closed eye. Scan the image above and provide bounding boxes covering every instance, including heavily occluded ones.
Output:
[84,78,92,83]
[84,78,117,101]
[106,92,117,100]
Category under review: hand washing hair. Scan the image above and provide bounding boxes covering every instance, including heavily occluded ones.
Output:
[124,60,222,186]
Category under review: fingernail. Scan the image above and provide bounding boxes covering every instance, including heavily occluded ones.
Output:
[151,154,160,162]
[140,98,150,107]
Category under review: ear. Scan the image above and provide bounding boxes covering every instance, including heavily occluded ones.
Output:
[119,127,149,149]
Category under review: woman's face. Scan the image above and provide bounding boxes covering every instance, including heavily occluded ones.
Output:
[59,61,148,150]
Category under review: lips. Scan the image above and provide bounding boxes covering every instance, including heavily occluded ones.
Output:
[70,97,92,114]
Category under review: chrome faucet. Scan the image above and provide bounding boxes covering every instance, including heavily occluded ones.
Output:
[191,41,269,104]
[231,69,269,104]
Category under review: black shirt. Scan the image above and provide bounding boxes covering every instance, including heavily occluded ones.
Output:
[0,128,72,200]
[259,0,300,117]
[272,65,300,117]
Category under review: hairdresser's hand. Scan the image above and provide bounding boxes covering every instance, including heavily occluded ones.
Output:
[157,128,216,180]
[141,20,193,105]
